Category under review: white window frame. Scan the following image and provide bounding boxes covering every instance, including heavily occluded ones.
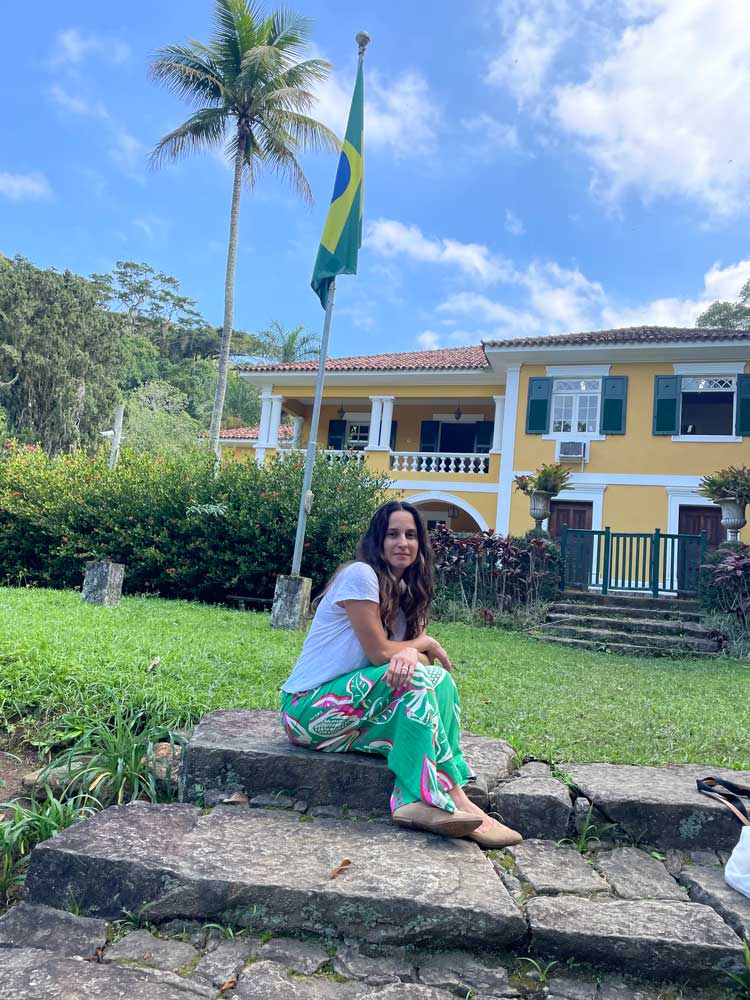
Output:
[672,373,741,443]
[545,377,604,439]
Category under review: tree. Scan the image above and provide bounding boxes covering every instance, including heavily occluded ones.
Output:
[696,279,750,330]
[255,319,320,362]
[124,379,201,456]
[0,256,122,454]
[149,0,337,458]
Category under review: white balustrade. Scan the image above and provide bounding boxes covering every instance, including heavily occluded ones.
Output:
[276,448,365,464]
[389,452,490,475]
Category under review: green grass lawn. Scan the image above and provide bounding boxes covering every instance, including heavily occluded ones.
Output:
[1,586,749,769]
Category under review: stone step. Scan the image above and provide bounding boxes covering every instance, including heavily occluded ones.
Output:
[179,710,516,813]
[550,601,702,623]
[546,612,713,638]
[538,635,719,658]
[565,762,750,851]
[559,591,699,612]
[25,802,527,951]
[538,623,720,652]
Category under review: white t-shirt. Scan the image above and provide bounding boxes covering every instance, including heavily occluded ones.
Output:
[281,561,406,693]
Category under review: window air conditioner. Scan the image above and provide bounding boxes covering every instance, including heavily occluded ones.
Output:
[558,439,588,462]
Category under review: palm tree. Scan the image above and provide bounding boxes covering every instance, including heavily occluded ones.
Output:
[149,0,338,457]
[257,319,320,362]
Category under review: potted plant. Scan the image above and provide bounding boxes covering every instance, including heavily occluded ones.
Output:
[515,463,571,532]
[698,466,750,542]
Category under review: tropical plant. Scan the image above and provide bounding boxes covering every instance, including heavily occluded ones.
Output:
[149,0,338,457]
[255,320,320,363]
[514,463,570,497]
[40,705,185,807]
[698,466,750,508]
[697,278,750,332]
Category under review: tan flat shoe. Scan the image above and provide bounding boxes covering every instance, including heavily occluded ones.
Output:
[392,802,483,838]
[467,820,523,849]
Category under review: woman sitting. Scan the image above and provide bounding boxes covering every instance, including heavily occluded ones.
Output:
[280,500,522,848]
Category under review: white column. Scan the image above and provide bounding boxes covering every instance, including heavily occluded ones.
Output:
[491,395,504,453]
[366,397,383,450]
[267,395,284,448]
[290,415,304,448]
[257,391,273,446]
[378,396,395,449]
[496,366,521,535]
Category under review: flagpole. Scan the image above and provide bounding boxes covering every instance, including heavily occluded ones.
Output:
[289,31,371,579]
[290,277,336,575]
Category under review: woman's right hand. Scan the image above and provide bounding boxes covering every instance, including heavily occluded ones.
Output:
[423,637,452,672]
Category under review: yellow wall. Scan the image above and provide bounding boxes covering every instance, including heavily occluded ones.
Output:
[514,363,749,476]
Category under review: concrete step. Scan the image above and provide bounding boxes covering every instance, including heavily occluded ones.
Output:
[25,802,527,951]
[179,710,517,814]
[538,623,720,653]
[545,613,717,640]
[538,635,720,659]
[550,601,702,623]
[559,591,699,612]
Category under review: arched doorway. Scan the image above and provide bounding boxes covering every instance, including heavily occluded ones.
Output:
[404,492,488,533]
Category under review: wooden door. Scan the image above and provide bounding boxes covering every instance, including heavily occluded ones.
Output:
[549,501,593,589]
[677,505,723,594]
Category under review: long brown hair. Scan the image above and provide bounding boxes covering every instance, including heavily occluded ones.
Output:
[356,501,434,640]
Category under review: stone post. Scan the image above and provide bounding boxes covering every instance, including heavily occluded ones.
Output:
[81,560,125,607]
[271,574,312,630]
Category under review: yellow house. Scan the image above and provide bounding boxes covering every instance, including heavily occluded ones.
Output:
[224,326,750,567]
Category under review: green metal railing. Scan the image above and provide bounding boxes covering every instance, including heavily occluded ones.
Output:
[560,526,707,596]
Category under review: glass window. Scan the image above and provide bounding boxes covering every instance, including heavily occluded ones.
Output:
[552,379,601,435]
[680,377,735,435]
[346,423,369,449]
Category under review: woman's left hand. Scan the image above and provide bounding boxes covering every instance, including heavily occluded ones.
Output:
[384,646,419,691]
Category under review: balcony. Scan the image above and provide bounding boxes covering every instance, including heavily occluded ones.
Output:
[390,451,490,475]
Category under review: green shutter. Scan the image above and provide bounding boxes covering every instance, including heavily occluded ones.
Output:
[389,420,398,451]
[526,378,552,434]
[474,421,494,453]
[326,419,346,449]
[653,376,681,435]
[419,420,440,452]
[737,374,750,436]
[600,376,628,434]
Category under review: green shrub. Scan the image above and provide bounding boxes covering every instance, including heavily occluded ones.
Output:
[0,444,391,601]
[699,543,749,614]
[430,526,561,621]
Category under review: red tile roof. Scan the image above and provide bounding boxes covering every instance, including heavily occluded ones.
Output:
[484,326,750,349]
[236,345,489,373]
[219,424,295,441]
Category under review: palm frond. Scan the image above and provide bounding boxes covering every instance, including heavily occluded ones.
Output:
[213,0,265,80]
[262,109,339,155]
[239,56,331,98]
[150,43,227,107]
[150,108,229,168]
[267,9,314,52]
[255,126,312,204]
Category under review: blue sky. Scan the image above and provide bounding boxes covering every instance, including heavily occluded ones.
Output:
[2,0,749,357]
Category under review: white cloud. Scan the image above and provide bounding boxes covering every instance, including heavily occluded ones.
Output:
[110,131,147,181]
[437,293,543,337]
[602,258,750,328]
[365,219,514,283]
[521,261,607,332]
[51,28,130,66]
[417,330,441,350]
[461,114,519,157]
[314,66,441,157]
[486,0,572,104]
[554,0,750,214]
[0,171,52,202]
[50,84,108,119]
[505,209,525,236]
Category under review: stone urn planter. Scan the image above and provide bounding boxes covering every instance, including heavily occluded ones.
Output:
[529,490,553,532]
[717,498,747,543]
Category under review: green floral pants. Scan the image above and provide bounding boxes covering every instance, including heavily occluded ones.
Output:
[280,663,474,813]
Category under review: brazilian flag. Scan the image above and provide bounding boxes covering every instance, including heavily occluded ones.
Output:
[311,61,364,309]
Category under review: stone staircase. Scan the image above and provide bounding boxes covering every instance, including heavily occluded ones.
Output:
[2,710,749,999]
[536,591,721,657]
